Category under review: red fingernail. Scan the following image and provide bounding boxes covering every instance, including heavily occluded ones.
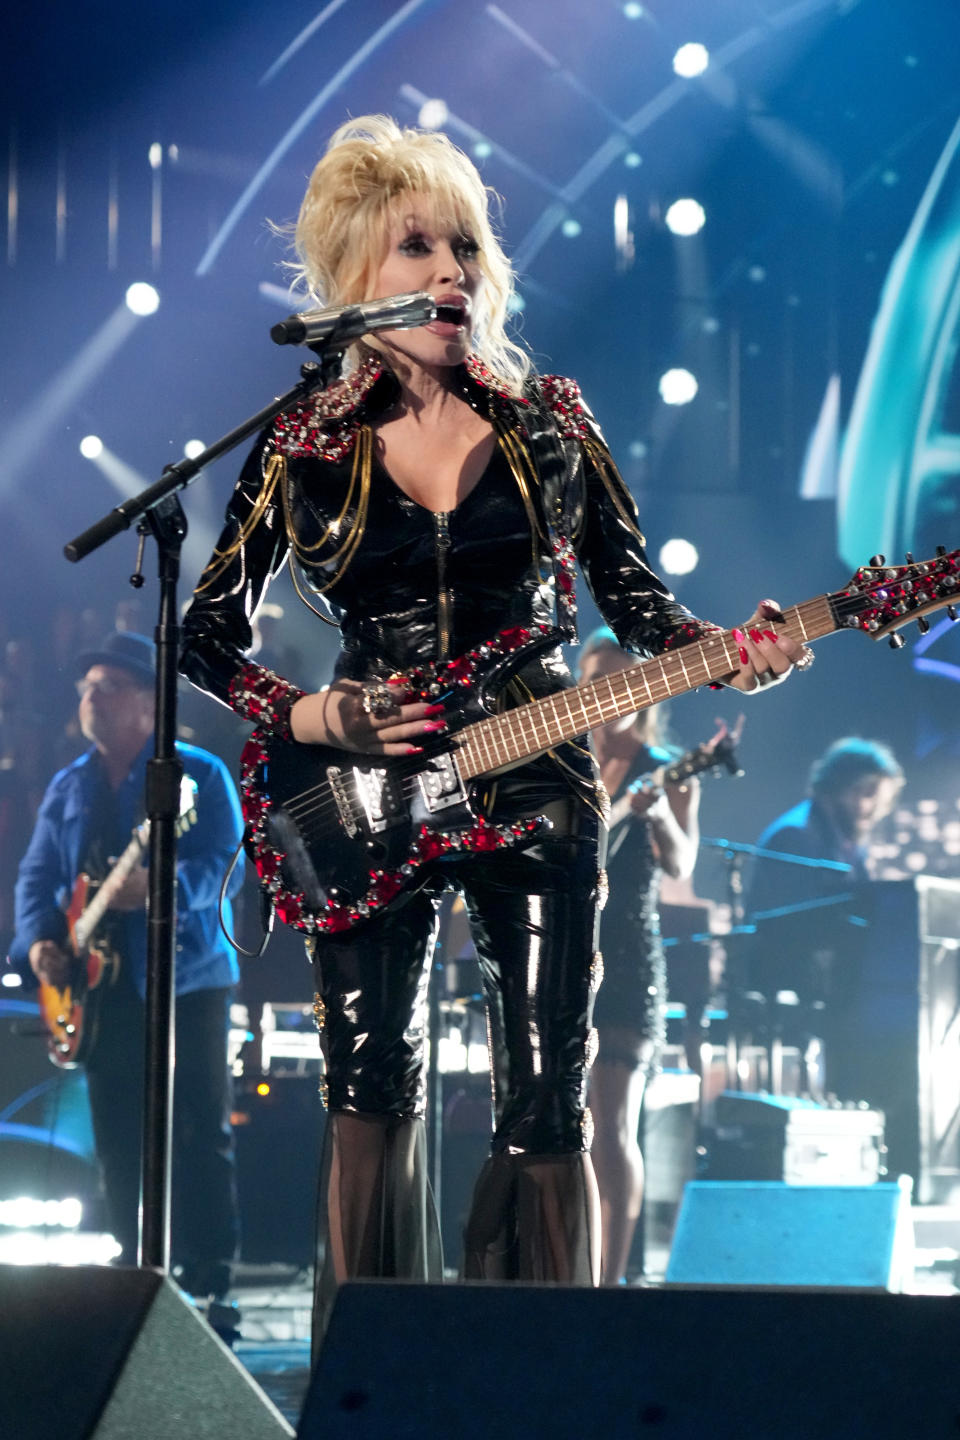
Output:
[732,628,744,641]
[423,721,447,733]
[763,630,778,643]
[424,703,446,716]
[748,628,763,644]
[406,744,423,754]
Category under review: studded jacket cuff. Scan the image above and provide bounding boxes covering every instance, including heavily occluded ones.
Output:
[227,662,306,740]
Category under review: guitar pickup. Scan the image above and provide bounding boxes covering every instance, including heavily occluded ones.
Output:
[418,752,466,813]
[352,764,404,834]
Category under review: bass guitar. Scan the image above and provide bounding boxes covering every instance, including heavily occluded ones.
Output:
[238,549,959,938]
[38,776,198,1068]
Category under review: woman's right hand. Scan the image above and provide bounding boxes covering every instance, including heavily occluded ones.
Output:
[289,680,446,755]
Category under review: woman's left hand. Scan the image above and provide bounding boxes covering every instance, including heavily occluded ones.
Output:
[724,599,812,694]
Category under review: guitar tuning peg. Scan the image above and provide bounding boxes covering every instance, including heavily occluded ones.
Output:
[888,633,906,649]
[937,545,947,557]
[949,605,958,622]
[917,616,930,635]
[869,554,886,567]
[905,551,914,563]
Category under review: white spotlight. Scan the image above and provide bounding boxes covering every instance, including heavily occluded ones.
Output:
[665,198,706,236]
[125,282,160,316]
[506,292,526,315]
[658,369,698,405]
[561,217,582,238]
[659,538,699,576]
[183,439,205,460]
[1,972,22,988]
[148,143,163,170]
[473,140,492,159]
[673,42,709,78]
[418,99,448,131]
[80,435,103,459]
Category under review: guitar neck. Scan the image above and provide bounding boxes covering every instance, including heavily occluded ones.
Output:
[454,597,834,782]
[73,825,149,953]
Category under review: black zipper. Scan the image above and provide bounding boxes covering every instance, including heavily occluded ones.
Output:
[434,510,452,660]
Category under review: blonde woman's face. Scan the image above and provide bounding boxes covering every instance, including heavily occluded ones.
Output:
[370,197,485,371]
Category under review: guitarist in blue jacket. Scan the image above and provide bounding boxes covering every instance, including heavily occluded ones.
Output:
[8,630,244,1301]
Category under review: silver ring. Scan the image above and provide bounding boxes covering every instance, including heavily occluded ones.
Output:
[795,647,815,672]
[361,682,397,720]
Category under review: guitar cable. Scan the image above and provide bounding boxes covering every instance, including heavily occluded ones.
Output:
[218,835,275,959]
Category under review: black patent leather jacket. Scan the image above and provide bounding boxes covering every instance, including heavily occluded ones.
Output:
[179,354,706,737]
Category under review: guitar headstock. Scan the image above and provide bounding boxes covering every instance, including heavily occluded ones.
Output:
[829,548,960,647]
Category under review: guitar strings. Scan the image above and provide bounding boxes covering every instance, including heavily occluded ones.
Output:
[278,666,692,830]
[260,580,945,834]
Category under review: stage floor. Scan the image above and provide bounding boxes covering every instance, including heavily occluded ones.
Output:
[229,1220,960,1429]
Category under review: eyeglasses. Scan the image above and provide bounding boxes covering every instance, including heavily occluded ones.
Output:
[75,676,142,699]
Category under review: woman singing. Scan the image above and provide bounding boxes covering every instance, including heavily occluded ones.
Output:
[179,114,804,1340]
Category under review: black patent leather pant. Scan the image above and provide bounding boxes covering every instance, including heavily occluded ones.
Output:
[308,794,604,1329]
[311,796,603,1152]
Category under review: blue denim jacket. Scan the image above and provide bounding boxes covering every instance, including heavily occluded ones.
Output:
[9,740,243,996]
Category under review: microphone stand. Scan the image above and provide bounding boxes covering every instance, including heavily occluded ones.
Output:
[63,349,341,1275]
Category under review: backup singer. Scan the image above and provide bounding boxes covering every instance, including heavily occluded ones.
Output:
[578,629,700,1285]
[178,114,805,1340]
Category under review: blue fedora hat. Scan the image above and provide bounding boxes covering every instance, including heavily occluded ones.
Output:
[76,631,156,686]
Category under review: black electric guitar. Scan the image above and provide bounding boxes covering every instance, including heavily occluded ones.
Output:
[38,776,198,1067]
[239,550,959,938]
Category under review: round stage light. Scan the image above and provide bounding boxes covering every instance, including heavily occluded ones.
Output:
[659,538,699,576]
[125,282,160,316]
[183,439,205,460]
[658,368,699,405]
[665,198,706,236]
[80,435,103,459]
[561,217,582,238]
[673,42,709,78]
[506,292,526,314]
[473,139,492,159]
[418,98,448,130]
[623,2,645,17]
[148,142,163,170]
[624,151,642,169]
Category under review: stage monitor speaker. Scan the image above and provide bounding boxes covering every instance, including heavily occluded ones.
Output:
[0,1264,293,1440]
[665,1180,914,1289]
[302,1281,960,1439]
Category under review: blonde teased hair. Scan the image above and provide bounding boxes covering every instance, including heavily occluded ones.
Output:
[290,114,530,394]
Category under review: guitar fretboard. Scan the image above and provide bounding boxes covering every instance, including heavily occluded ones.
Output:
[73,828,147,953]
[453,597,834,782]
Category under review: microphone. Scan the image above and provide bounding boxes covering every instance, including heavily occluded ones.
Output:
[270,291,438,348]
